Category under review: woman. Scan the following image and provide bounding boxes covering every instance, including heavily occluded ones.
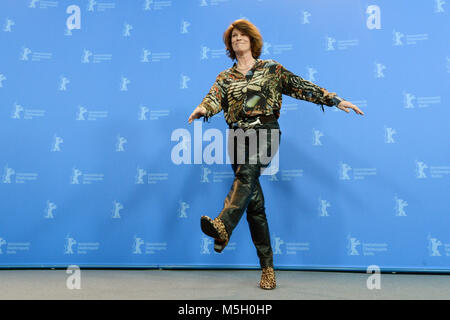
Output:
[188,19,364,290]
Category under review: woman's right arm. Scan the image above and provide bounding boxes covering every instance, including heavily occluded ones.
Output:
[188,74,225,123]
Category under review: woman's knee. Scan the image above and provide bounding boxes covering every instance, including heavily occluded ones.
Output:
[235,164,260,185]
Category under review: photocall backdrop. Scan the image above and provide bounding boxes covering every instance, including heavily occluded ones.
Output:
[0,0,449,271]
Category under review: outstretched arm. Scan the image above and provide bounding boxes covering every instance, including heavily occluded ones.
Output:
[278,62,364,115]
[188,74,225,123]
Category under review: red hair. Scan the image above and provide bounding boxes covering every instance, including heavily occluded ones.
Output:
[223,19,263,60]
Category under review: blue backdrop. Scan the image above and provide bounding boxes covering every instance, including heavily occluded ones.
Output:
[0,0,449,272]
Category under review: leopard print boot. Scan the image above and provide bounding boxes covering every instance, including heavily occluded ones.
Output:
[259,267,276,290]
[200,216,229,252]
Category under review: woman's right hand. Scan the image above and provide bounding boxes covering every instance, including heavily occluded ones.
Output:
[188,106,207,123]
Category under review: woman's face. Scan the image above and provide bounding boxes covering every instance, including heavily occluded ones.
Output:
[231,28,251,55]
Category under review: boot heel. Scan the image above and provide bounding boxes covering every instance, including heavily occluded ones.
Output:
[214,238,229,253]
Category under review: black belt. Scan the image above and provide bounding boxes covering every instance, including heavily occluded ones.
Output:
[251,114,277,124]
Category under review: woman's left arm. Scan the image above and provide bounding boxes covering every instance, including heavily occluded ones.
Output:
[278,63,364,115]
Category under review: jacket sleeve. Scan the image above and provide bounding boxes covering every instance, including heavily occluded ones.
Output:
[277,62,344,112]
[197,73,225,120]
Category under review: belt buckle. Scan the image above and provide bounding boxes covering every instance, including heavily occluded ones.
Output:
[246,117,261,129]
[233,117,261,130]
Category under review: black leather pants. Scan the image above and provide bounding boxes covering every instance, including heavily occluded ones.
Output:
[218,120,281,268]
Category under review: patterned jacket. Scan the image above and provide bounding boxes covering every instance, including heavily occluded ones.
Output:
[198,59,344,125]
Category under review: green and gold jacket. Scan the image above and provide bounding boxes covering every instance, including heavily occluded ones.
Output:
[198,59,344,125]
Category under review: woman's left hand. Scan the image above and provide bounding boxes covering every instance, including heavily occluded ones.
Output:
[336,101,364,115]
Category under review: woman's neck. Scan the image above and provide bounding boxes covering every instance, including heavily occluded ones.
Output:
[236,51,255,67]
